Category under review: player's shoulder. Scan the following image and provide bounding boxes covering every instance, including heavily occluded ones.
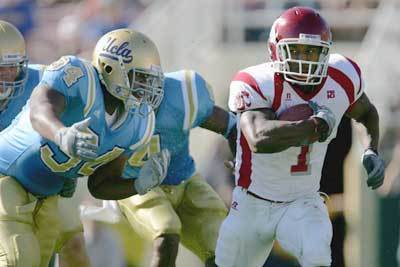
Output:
[165,69,208,86]
[229,63,276,111]
[163,69,214,130]
[233,63,275,85]
[45,55,95,77]
[161,70,194,123]
[328,53,362,85]
[231,63,276,96]
[163,69,211,107]
[47,55,79,70]
[43,55,97,90]
[162,70,186,109]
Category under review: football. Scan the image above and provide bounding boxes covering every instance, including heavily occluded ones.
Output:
[278,103,314,121]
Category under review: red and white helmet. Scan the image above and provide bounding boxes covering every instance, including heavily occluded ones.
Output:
[268,7,332,85]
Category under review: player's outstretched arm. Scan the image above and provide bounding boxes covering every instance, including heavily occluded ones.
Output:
[30,83,66,142]
[88,154,137,200]
[346,93,385,189]
[88,149,170,200]
[200,106,237,153]
[30,84,98,161]
[240,108,321,153]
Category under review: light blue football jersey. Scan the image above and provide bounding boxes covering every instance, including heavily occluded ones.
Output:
[0,64,46,130]
[0,56,155,196]
[123,70,214,185]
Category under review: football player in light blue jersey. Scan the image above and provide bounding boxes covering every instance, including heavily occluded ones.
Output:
[0,20,91,267]
[0,63,44,129]
[118,70,236,267]
[0,27,169,267]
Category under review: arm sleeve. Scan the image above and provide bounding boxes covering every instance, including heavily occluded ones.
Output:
[344,57,365,111]
[228,71,273,113]
[39,56,86,107]
[190,71,215,128]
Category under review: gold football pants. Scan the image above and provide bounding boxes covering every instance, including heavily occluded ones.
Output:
[0,175,61,267]
[118,174,228,262]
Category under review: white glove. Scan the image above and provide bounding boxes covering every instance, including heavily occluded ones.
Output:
[134,149,170,195]
[309,101,336,142]
[362,148,385,189]
[54,118,98,161]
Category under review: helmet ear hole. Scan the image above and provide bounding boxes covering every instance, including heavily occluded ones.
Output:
[104,64,113,74]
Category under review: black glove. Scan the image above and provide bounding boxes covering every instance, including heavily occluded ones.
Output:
[362,149,385,189]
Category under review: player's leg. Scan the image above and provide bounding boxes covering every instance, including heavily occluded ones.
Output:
[54,194,90,267]
[56,232,90,267]
[34,195,62,267]
[276,194,333,267]
[0,175,41,267]
[215,187,276,267]
[150,233,180,267]
[118,187,182,267]
[174,174,227,266]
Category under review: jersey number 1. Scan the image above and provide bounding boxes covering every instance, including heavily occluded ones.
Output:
[291,145,311,174]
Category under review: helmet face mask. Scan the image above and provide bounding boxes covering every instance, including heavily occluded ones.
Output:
[93,29,164,112]
[128,67,164,111]
[268,7,332,86]
[274,36,330,85]
[0,21,28,104]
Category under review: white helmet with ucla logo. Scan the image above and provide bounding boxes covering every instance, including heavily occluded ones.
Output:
[0,20,28,102]
[92,29,164,111]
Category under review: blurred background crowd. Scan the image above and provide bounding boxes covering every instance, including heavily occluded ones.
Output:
[1,0,400,266]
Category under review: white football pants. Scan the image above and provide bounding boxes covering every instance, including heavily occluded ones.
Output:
[215,187,332,267]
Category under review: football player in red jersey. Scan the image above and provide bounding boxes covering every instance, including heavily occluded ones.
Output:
[216,6,385,267]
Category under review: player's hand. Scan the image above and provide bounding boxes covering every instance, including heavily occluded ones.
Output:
[54,118,98,161]
[362,148,385,189]
[59,178,77,198]
[309,101,336,142]
[224,160,235,170]
[134,149,170,195]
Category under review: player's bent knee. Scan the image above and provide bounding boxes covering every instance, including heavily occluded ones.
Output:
[301,243,331,267]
